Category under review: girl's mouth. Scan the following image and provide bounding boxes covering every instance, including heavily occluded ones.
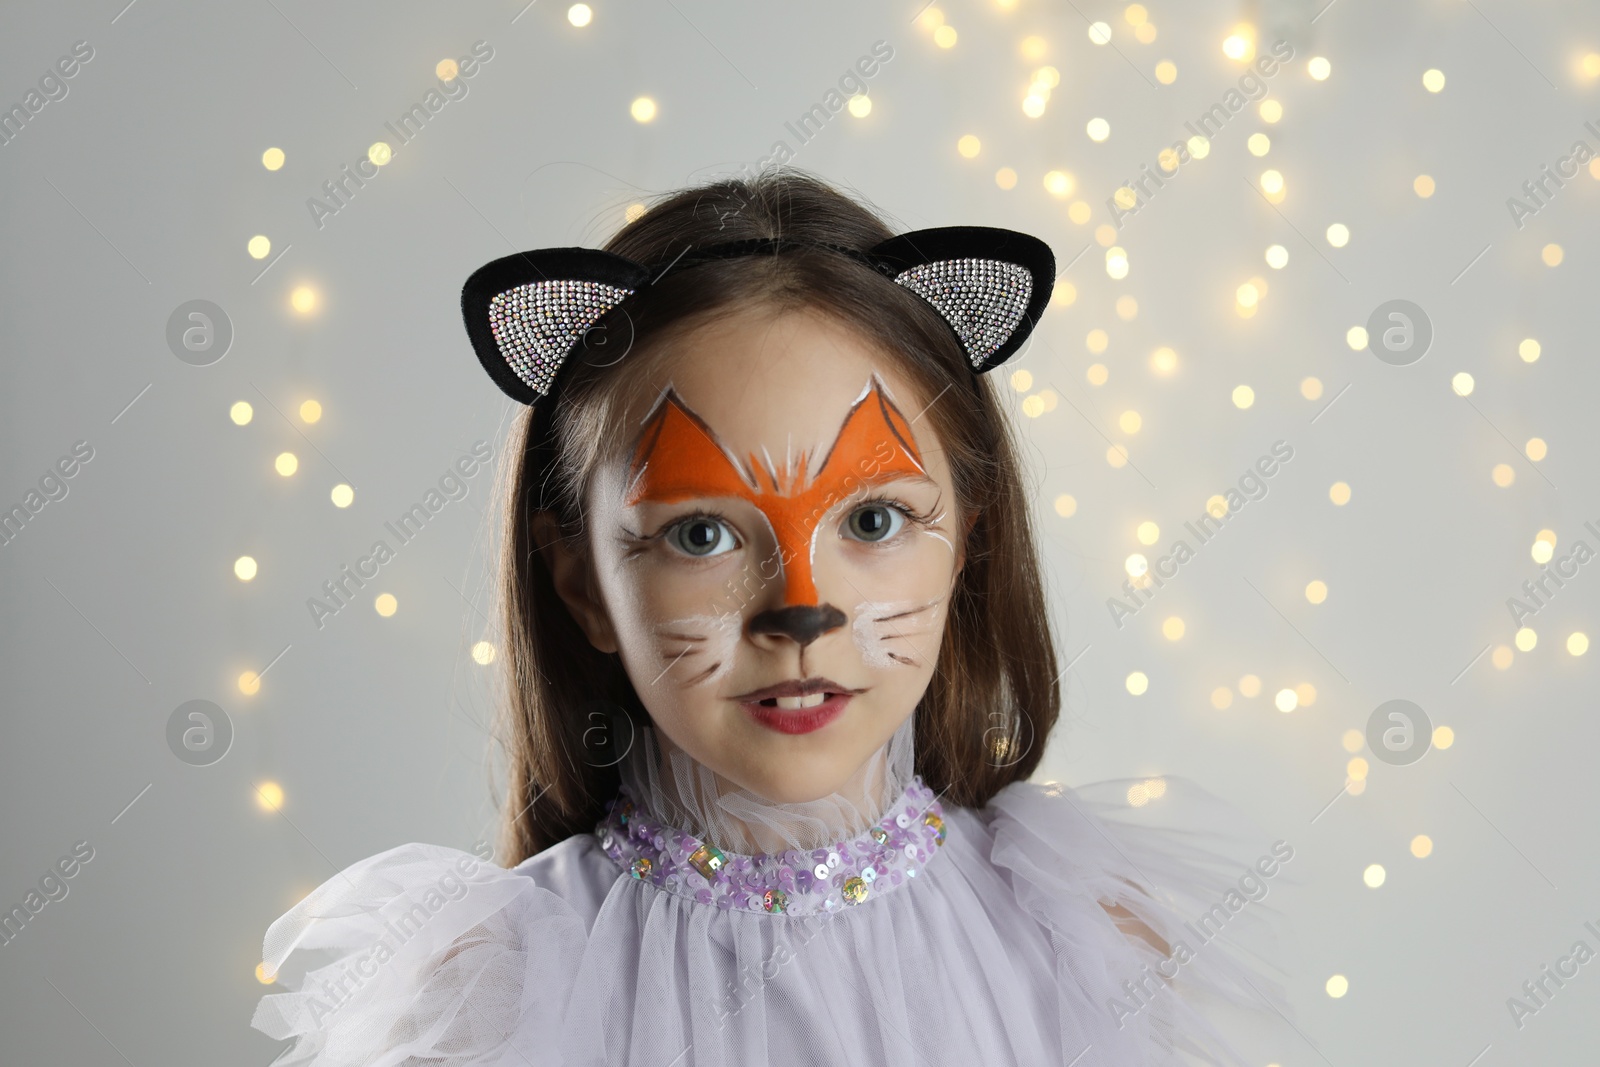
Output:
[740,692,851,734]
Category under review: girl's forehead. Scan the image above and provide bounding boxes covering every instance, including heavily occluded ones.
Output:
[616,306,936,465]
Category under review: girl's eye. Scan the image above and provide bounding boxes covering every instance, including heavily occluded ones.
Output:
[668,517,738,558]
[845,503,906,543]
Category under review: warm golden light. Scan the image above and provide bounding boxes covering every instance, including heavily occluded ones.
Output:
[234,556,258,582]
[290,286,318,314]
[375,593,398,618]
[1411,835,1433,858]
[255,781,285,812]
[261,147,285,171]
[248,235,271,259]
[567,4,593,27]
[230,401,254,425]
[1363,864,1385,888]
[331,484,354,508]
[1306,580,1328,605]
[1125,671,1149,696]
[631,97,658,122]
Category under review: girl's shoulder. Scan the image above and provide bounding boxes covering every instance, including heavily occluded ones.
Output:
[250,837,607,1066]
[948,775,1298,1053]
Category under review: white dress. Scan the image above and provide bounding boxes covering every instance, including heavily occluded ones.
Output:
[251,717,1292,1065]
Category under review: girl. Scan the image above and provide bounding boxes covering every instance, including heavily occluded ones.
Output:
[252,171,1288,1065]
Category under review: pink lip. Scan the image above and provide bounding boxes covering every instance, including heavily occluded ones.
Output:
[739,693,852,735]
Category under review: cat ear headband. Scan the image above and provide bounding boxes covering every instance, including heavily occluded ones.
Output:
[460,225,1055,409]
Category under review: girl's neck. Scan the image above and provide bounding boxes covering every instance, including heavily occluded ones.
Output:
[622,720,914,855]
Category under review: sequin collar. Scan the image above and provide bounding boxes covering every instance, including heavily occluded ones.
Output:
[594,777,948,917]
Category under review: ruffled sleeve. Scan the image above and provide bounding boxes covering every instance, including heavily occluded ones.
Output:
[250,842,588,1067]
[982,776,1300,1066]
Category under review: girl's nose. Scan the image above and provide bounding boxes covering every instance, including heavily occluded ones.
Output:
[748,603,846,648]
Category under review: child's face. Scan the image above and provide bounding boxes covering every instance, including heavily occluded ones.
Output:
[571,305,968,807]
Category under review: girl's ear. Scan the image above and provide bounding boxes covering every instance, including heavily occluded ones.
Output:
[531,511,620,654]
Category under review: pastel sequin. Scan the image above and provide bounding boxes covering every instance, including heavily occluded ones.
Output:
[595,779,948,917]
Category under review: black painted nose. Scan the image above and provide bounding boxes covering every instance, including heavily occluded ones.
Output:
[748,604,846,648]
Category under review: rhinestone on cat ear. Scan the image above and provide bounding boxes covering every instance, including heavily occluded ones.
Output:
[461,226,1055,409]
[461,248,652,408]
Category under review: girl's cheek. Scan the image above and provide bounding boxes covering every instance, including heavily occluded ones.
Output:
[832,531,957,588]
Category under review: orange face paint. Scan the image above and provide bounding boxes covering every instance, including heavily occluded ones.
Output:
[621,376,931,605]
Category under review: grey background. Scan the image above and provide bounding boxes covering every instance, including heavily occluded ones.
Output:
[3,0,1598,1062]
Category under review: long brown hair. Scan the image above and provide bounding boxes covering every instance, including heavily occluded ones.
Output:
[490,169,1061,865]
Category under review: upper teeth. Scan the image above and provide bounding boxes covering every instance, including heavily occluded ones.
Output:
[774,692,829,709]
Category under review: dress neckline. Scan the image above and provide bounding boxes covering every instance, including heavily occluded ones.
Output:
[594,775,948,916]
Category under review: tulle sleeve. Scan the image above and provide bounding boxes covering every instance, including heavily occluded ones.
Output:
[983,776,1300,1066]
[250,842,588,1067]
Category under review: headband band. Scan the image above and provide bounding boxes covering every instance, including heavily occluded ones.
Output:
[460,225,1055,410]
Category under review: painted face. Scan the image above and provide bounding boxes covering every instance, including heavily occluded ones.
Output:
[578,306,967,807]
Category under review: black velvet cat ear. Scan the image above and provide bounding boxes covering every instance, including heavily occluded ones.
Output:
[864,226,1055,374]
[460,249,652,407]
